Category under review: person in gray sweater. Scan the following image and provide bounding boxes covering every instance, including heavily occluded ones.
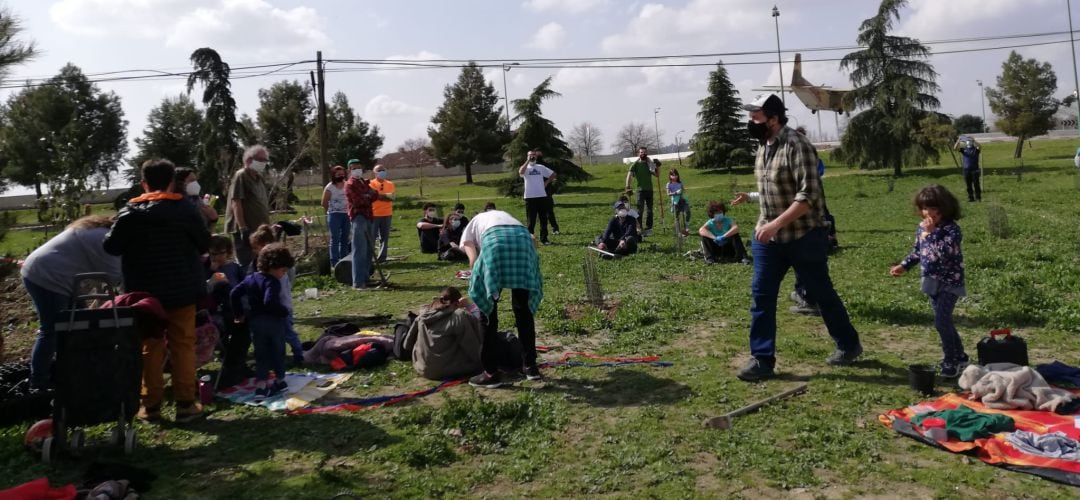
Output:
[401,287,483,380]
[20,215,122,388]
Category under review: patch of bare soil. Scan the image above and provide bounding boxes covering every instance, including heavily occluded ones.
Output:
[0,276,36,362]
[562,298,621,322]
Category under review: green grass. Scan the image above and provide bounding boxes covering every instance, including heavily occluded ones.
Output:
[2,140,1080,497]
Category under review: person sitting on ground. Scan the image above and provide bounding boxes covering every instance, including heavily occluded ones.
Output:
[595,206,639,257]
[698,201,748,264]
[613,195,641,234]
[483,202,497,212]
[452,202,470,227]
[21,215,123,390]
[400,286,484,381]
[438,212,469,262]
[416,203,443,254]
[230,244,295,397]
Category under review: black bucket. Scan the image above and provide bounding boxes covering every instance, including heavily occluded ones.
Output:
[908,364,936,396]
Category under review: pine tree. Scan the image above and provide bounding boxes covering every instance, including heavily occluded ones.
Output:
[689,61,753,171]
[187,48,240,195]
[835,0,941,176]
[428,62,506,184]
[129,94,204,184]
[503,76,590,195]
[986,51,1058,158]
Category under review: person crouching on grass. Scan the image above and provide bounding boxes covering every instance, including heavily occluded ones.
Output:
[889,184,970,378]
[230,244,295,397]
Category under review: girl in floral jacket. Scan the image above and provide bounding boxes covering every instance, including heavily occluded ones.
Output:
[890,184,969,378]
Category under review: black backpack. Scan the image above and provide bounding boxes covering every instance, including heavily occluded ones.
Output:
[392,312,418,360]
[492,331,524,372]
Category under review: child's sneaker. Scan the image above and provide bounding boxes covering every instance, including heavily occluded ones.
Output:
[269,380,288,396]
[939,357,970,379]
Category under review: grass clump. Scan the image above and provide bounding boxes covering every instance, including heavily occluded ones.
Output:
[435,391,565,453]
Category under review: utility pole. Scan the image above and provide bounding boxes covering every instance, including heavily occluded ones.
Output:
[675,130,685,166]
[772,5,785,105]
[316,51,329,184]
[977,80,987,131]
[502,63,519,132]
[1068,0,1080,135]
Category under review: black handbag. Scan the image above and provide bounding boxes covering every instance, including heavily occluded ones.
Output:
[976,328,1028,366]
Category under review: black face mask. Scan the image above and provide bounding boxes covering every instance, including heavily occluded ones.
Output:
[332,175,345,182]
[747,120,770,143]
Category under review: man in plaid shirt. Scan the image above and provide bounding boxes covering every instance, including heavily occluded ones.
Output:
[731,94,862,382]
[459,210,544,388]
[346,160,379,289]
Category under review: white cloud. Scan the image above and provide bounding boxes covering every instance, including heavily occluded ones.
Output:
[526,22,567,50]
[523,0,607,14]
[900,0,1054,40]
[50,0,330,57]
[601,0,761,53]
[364,94,425,119]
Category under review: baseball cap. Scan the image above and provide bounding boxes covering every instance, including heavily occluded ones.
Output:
[346,159,361,168]
[741,94,786,115]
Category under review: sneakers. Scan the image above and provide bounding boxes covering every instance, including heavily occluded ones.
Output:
[736,358,776,382]
[705,258,717,265]
[524,365,542,381]
[939,357,970,378]
[136,405,161,423]
[270,379,288,395]
[789,304,821,316]
[825,345,863,366]
[468,372,504,389]
[552,230,561,235]
[174,402,204,423]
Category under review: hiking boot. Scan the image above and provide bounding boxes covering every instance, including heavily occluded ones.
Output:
[468,372,504,389]
[524,365,542,381]
[736,358,776,382]
[939,357,970,379]
[175,402,204,423]
[825,345,863,366]
[136,405,161,423]
[789,304,821,316]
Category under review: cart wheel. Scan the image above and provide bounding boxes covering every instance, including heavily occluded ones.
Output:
[123,429,136,454]
[69,430,84,453]
[41,437,55,463]
[111,426,123,447]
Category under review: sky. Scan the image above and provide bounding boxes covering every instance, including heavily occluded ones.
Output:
[2,0,1080,193]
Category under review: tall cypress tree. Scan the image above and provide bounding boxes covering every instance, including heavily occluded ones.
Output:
[690,61,753,170]
[187,47,240,195]
[428,62,505,184]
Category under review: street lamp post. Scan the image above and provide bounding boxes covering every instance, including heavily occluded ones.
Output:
[502,63,519,132]
[1068,0,1080,135]
[977,80,988,132]
[772,5,785,105]
[652,107,664,224]
[675,130,686,166]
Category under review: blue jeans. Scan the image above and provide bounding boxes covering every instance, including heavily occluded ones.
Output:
[930,292,967,363]
[749,227,860,363]
[249,314,287,382]
[372,216,391,262]
[23,278,72,387]
[327,212,351,266]
[351,215,373,288]
[285,314,303,359]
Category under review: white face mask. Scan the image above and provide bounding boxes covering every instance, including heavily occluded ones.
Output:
[186,181,201,196]
[451,219,461,229]
[617,209,628,218]
[250,160,268,172]
[351,169,364,178]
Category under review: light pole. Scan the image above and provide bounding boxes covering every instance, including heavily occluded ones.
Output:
[977,80,987,131]
[653,107,662,153]
[772,5,785,105]
[675,130,686,166]
[502,62,519,132]
[1068,0,1080,135]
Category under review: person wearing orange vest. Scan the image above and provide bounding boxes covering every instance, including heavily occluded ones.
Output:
[370,163,396,263]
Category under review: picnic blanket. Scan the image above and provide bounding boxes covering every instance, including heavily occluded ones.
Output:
[880,390,1080,486]
[289,352,671,415]
[218,372,352,411]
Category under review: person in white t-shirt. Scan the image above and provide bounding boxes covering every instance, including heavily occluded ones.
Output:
[519,149,557,245]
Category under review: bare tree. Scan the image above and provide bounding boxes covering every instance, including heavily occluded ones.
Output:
[568,122,604,163]
[398,137,434,196]
[616,122,660,156]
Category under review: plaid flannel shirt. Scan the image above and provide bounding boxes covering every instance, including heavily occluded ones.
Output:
[468,225,543,316]
[753,126,826,243]
[345,177,378,220]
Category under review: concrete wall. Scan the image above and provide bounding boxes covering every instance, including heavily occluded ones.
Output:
[291,162,509,186]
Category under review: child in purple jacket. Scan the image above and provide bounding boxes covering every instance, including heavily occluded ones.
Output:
[890,185,969,378]
[231,244,295,397]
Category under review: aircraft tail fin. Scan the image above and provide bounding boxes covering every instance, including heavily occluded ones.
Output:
[790,53,812,87]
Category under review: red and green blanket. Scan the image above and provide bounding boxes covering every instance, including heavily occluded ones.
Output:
[880,391,1080,486]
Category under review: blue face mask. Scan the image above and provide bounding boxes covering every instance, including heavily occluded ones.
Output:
[376,171,388,179]
[714,214,725,223]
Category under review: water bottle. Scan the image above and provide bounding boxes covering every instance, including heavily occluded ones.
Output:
[199,375,214,405]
